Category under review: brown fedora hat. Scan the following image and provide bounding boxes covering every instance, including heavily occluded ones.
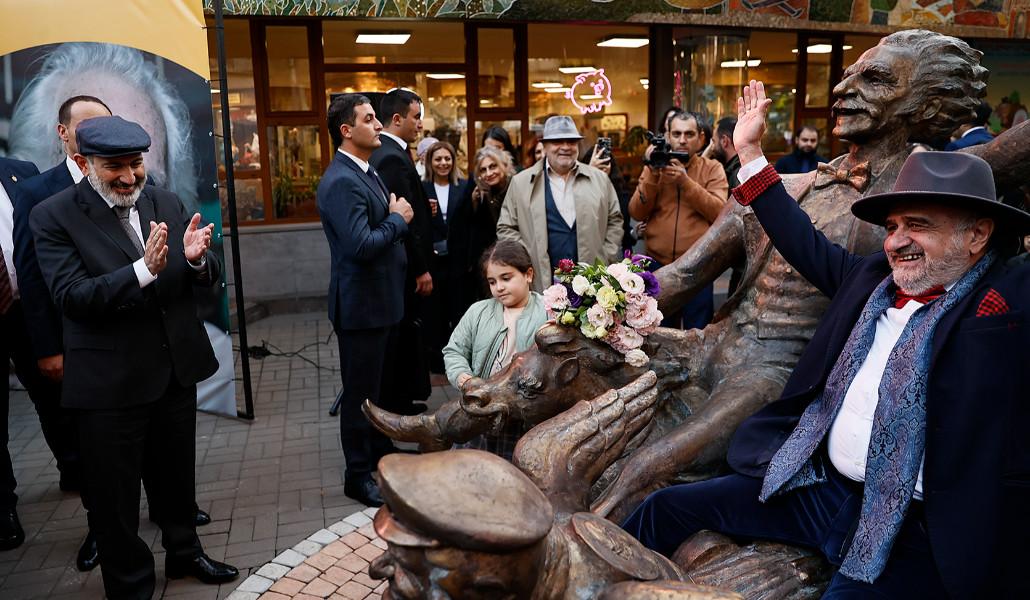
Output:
[852,151,1030,235]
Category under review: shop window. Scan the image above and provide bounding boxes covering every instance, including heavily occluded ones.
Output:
[207,18,263,224]
[748,32,800,157]
[322,21,464,64]
[268,125,322,219]
[325,71,469,175]
[474,120,522,169]
[478,28,517,109]
[673,34,749,124]
[802,38,833,109]
[527,23,650,179]
[266,26,313,112]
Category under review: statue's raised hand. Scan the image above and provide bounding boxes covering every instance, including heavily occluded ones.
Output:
[734,80,773,165]
[513,371,659,514]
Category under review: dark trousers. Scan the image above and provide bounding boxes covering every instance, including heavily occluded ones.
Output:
[77,380,202,600]
[427,255,466,371]
[0,301,79,509]
[646,261,713,330]
[336,324,401,480]
[622,469,948,599]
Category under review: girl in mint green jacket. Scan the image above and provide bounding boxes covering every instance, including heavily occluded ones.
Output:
[443,241,548,459]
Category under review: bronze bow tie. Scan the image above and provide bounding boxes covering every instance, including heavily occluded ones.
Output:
[814,161,870,192]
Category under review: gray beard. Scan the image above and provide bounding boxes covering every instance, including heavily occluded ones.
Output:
[87,170,143,208]
[891,234,972,294]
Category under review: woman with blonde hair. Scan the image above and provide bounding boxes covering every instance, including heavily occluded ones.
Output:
[451,145,517,302]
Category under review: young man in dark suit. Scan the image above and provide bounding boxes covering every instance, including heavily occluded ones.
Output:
[0,156,40,551]
[29,116,237,598]
[624,80,1030,598]
[317,94,413,507]
[370,89,434,408]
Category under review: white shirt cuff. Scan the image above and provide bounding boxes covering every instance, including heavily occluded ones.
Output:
[188,255,207,271]
[736,156,770,185]
[133,258,158,288]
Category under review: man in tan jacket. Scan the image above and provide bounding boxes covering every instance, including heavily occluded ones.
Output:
[497,116,623,291]
[629,111,728,328]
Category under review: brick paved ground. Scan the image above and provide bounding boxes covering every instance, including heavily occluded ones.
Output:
[1,312,456,599]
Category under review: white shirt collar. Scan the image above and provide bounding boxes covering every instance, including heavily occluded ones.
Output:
[338,148,370,173]
[379,131,409,151]
[960,126,986,139]
[66,155,85,184]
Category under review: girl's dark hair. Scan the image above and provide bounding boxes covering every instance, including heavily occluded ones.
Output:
[480,240,533,276]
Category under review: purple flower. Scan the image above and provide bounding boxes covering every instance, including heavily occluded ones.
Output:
[640,271,661,297]
[564,283,583,308]
[625,250,653,266]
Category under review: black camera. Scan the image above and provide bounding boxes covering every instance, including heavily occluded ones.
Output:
[643,130,691,169]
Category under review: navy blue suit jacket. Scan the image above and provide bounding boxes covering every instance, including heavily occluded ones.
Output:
[726,178,1029,597]
[12,162,73,359]
[1,156,41,313]
[316,152,408,331]
[945,127,994,151]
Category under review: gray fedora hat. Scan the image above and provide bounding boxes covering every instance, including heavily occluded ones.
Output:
[852,151,1030,235]
[540,115,583,141]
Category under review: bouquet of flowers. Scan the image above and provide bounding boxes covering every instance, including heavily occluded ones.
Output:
[541,252,663,367]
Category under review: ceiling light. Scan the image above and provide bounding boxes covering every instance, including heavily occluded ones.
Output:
[532,82,563,88]
[639,78,649,86]
[580,94,603,100]
[597,35,649,48]
[544,87,572,94]
[426,73,464,80]
[558,66,597,74]
[806,44,833,54]
[355,33,410,45]
[720,59,761,68]
[843,45,854,50]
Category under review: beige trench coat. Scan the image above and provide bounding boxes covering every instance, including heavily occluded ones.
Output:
[496,160,624,291]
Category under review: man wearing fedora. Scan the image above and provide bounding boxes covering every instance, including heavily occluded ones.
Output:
[624,81,1029,597]
[497,115,623,291]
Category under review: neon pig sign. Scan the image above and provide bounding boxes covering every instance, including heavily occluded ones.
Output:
[565,68,614,114]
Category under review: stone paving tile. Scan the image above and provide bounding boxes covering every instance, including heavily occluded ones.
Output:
[3,312,456,598]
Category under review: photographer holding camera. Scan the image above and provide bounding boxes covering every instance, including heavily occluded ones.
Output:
[629,111,728,329]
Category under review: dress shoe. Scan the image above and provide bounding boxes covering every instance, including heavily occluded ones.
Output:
[76,532,99,571]
[0,507,25,551]
[195,508,211,527]
[166,554,239,584]
[343,477,384,507]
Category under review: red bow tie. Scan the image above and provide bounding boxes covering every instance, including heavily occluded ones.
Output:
[894,286,946,309]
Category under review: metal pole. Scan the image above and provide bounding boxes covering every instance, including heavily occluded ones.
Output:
[214,0,255,420]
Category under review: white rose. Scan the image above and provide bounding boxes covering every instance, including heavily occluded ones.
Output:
[625,349,649,367]
[572,275,591,296]
[606,262,630,278]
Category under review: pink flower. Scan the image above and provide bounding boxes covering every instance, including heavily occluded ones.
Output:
[542,284,569,314]
[606,262,630,279]
[625,349,649,367]
[605,324,643,353]
[586,303,614,329]
[626,295,661,330]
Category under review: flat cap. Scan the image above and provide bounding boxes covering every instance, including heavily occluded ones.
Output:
[76,116,151,157]
[375,449,554,551]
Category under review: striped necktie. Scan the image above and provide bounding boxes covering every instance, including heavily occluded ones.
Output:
[113,205,146,257]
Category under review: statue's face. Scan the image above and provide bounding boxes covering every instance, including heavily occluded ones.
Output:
[370,543,537,599]
[831,44,917,143]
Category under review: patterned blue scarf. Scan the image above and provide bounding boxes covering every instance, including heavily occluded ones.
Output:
[759,251,997,583]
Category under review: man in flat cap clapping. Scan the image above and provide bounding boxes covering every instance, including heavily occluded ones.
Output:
[29,116,237,599]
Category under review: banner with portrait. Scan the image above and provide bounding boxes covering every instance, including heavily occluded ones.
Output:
[0,0,237,416]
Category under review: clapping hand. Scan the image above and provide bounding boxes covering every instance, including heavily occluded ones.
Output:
[183,213,214,263]
[734,79,773,165]
[145,221,168,275]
